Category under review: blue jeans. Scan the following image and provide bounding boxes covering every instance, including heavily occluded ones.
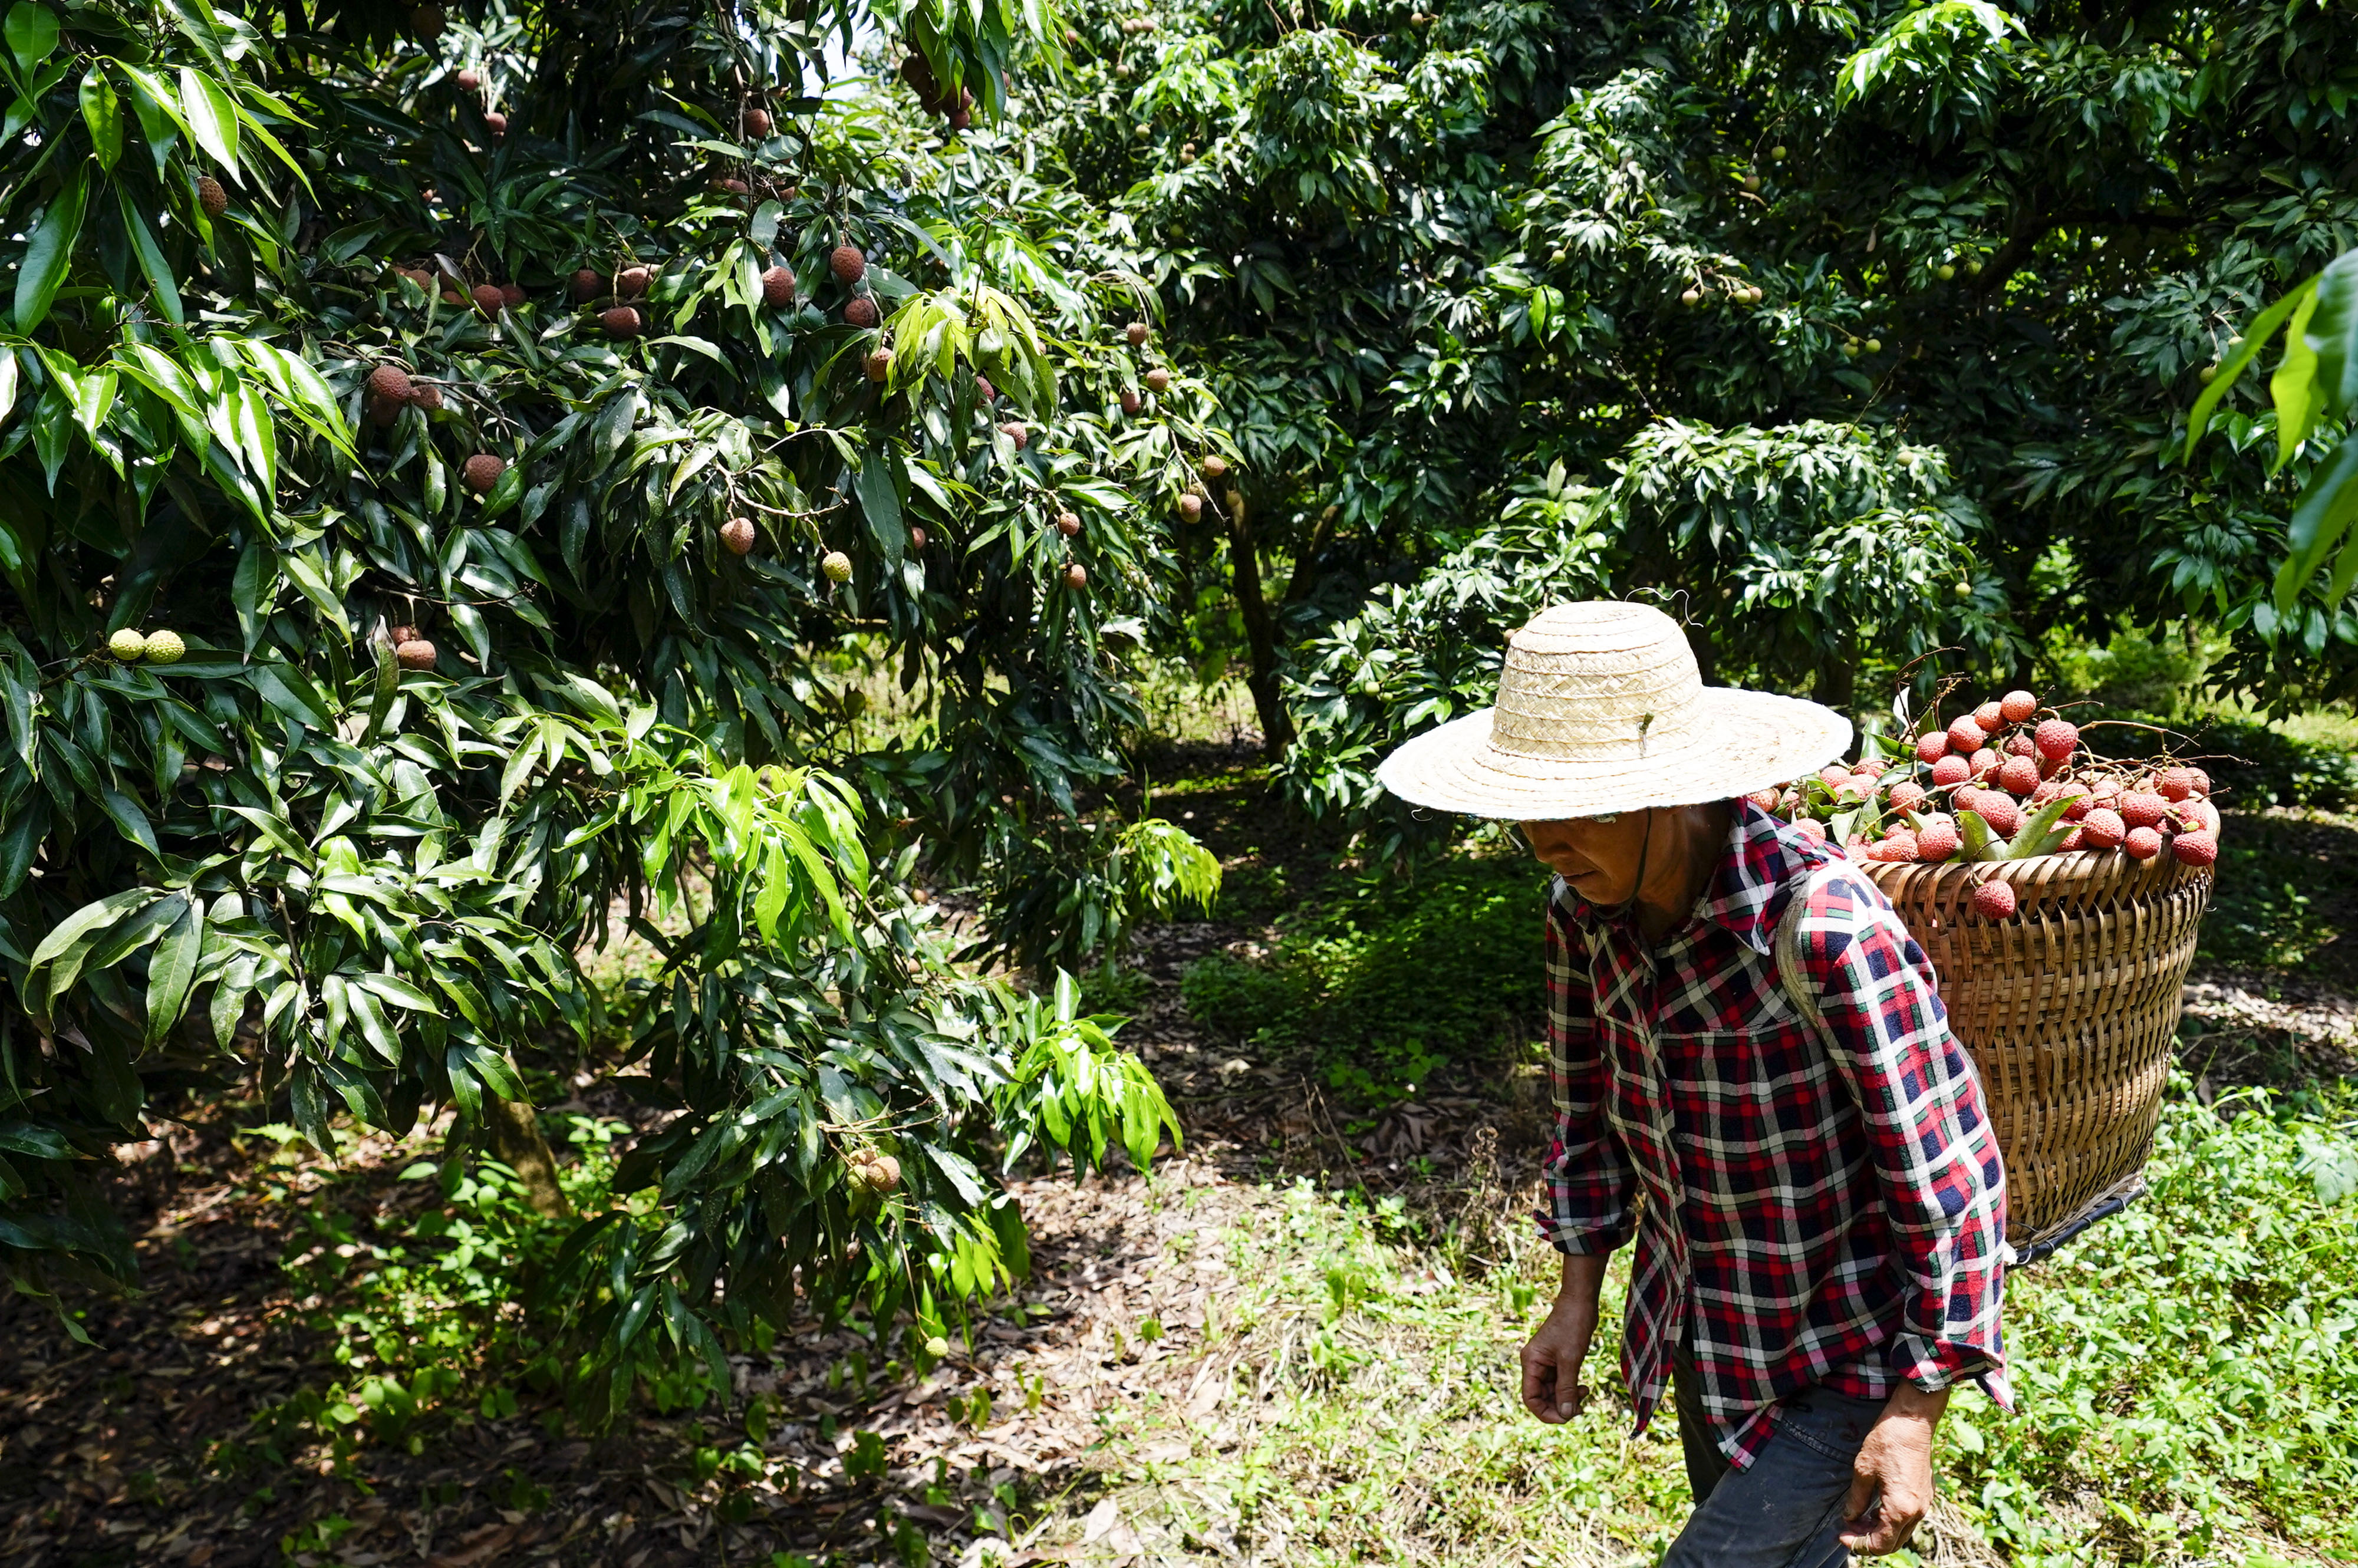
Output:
[1661,1336,1884,1568]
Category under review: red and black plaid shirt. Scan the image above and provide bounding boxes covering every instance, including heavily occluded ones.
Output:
[1539,801,2011,1467]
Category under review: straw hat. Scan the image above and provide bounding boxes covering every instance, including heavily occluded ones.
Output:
[1375,601,1852,821]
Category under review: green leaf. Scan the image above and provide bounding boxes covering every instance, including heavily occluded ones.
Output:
[5,3,58,75]
[80,68,123,170]
[2270,289,2322,472]
[2188,274,2319,459]
[14,170,87,334]
[178,66,240,177]
[251,660,337,730]
[28,888,164,976]
[2304,249,2358,420]
[2274,437,2358,611]
[118,189,184,326]
[144,897,205,1047]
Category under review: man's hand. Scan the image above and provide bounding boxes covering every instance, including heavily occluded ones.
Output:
[1839,1382,1949,1554]
[1520,1253,1607,1424]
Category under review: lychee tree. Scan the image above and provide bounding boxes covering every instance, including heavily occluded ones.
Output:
[1020,0,2357,807]
[0,0,1210,1400]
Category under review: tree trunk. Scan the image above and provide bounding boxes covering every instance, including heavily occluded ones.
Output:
[1813,637,1859,717]
[484,1096,574,1219]
[1226,491,1293,758]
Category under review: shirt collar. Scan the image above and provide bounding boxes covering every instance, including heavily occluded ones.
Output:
[1694,798,1816,956]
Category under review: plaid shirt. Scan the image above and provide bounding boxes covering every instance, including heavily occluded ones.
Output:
[1539,801,2011,1467]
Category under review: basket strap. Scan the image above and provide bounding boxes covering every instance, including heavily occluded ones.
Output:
[1770,861,1846,1042]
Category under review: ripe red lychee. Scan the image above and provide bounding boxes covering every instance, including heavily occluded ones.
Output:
[2059,827,2085,851]
[1817,763,1850,789]
[1748,788,1781,811]
[617,266,652,299]
[572,268,605,301]
[1983,796,2026,839]
[483,110,507,138]
[2171,830,2218,867]
[762,265,796,308]
[1000,421,1027,449]
[1120,388,1142,416]
[395,638,437,670]
[367,397,402,428]
[1971,880,2017,920]
[2079,807,2126,849]
[1855,757,1889,778]
[1946,716,1986,753]
[831,244,867,283]
[471,283,506,317]
[456,68,482,92]
[2124,825,2163,861]
[411,383,443,411]
[601,306,643,338]
[866,348,894,382]
[1929,755,1971,788]
[976,375,996,403]
[2156,767,2197,802]
[2004,733,2036,757]
[1997,756,2040,795]
[1178,494,1203,522]
[1888,781,1928,815]
[367,364,413,404]
[2000,690,2038,724]
[2118,792,2169,831]
[712,176,749,196]
[1972,700,2004,732]
[1790,818,1826,842]
[720,516,756,555]
[1970,747,1999,780]
[196,176,228,218]
[499,282,526,308]
[2060,786,2092,822]
[1915,820,1960,862]
[845,297,880,328]
[1869,832,1918,863]
[1056,511,1081,536]
[1914,732,1951,764]
[463,453,506,493]
[1127,321,1151,346]
[2033,719,2079,762]
[910,526,928,551]
[2188,767,2212,795]
[745,107,773,137]
[1063,562,1088,589]
[1145,367,1172,393]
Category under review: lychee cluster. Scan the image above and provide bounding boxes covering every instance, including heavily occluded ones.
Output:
[106,628,186,664]
[898,52,974,131]
[847,1148,900,1193]
[1753,687,2224,918]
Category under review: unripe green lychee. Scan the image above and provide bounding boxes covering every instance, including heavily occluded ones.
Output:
[1864,338,1882,354]
[143,629,186,664]
[924,1336,951,1358]
[822,550,854,583]
[1936,263,1955,281]
[108,628,148,661]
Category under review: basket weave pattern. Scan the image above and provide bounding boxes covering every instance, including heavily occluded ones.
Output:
[1859,851,2214,1255]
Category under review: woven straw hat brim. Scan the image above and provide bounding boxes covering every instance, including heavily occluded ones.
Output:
[1377,687,1853,820]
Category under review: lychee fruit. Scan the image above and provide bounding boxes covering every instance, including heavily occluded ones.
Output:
[1127,321,1151,346]
[367,395,403,428]
[2033,719,2079,762]
[2004,733,2036,757]
[831,245,867,283]
[1790,818,1826,842]
[1063,562,1088,589]
[572,268,605,301]
[910,526,928,551]
[858,1153,901,1191]
[411,382,443,411]
[108,628,148,661]
[601,306,643,338]
[463,453,506,493]
[845,297,880,329]
[617,266,651,298]
[395,638,437,670]
[471,284,507,317]
[2059,828,2085,851]
[1971,880,2018,920]
[2170,831,2218,867]
[1915,819,1960,862]
[2000,690,2037,724]
[1870,831,1919,863]
[866,348,894,381]
[1977,796,2024,839]
[1945,715,1986,753]
[1929,755,1971,787]
[142,629,186,664]
[745,107,773,137]
[368,364,414,404]
[2156,767,2197,802]
[456,68,482,92]
[1855,757,1889,778]
[1748,788,1781,811]
[2118,792,2169,831]
[2188,767,2211,795]
[2124,825,2164,861]
[1145,367,1171,393]
[720,516,756,555]
[482,111,507,139]
[1969,747,1999,780]
[762,265,796,308]
[1202,454,1229,480]
[821,551,854,584]
[713,176,749,196]
[2079,807,2126,849]
[1121,389,1142,416]
[1888,780,1928,815]
[499,282,526,309]
[1914,732,1951,764]
[1971,699,2004,732]
[999,421,1027,449]
[1178,494,1203,522]
[196,176,228,218]
[1997,756,2040,796]
[1818,763,1851,789]
[1056,511,1081,536]
[976,375,996,403]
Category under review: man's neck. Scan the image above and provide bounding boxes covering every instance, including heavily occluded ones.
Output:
[1634,802,1732,945]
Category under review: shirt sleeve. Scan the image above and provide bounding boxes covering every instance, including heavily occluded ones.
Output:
[1795,869,2012,1405]
[1535,887,1637,1256]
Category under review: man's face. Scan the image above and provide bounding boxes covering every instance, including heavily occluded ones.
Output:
[1521,814,1650,905]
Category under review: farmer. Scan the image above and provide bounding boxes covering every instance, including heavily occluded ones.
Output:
[1376,601,2008,1564]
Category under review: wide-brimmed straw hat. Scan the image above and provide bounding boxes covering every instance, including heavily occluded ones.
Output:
[1376,601,1853,821]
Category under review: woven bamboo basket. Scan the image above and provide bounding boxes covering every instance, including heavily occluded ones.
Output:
[1858,849,2214,1261]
